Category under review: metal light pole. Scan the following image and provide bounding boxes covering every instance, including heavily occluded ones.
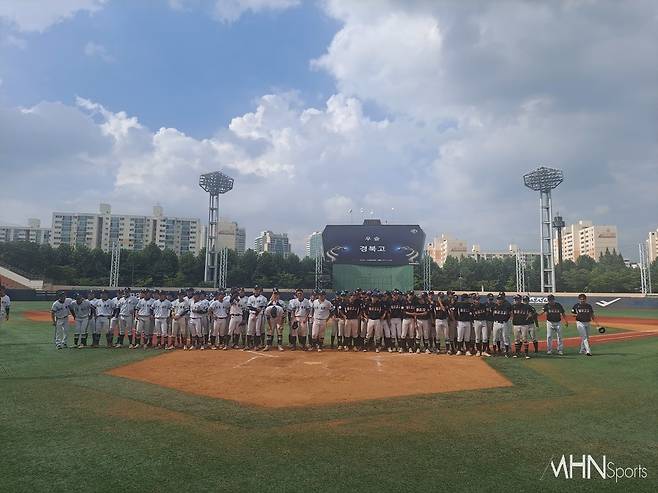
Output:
[109,240,120,288]
[515,249,526,293]
[639,243,653,294]
[523,166,564,293]
[423,244,432,291]
[199,171,234,287]
[315,251,323,291]
[552,214,565,266]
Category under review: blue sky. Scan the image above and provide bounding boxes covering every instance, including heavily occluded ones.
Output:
[0,0,656,257]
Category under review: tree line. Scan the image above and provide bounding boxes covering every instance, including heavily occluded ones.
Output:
[0,241,655,293]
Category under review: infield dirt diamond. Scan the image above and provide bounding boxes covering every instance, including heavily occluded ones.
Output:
[108,351,512,408]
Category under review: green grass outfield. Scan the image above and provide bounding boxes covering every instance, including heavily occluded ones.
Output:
[1,302,657,493]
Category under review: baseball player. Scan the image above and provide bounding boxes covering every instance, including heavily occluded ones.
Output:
[542,294,567,355]
[572,293,595,356]
[246,286,268,350]
[170,291,190,349]
[0,286,10,333]
[511,294,532,359]
[491,294,512,356]
[454,293,473,355]
[134,290,153,349]
[209,290,231,349]
[152,290,172,349]
[387,290,404,353]
[109,292,120,343]
[287,288,312,350]
[484,293,495,354]
[401,291,417,353]
[362,292,386,353]
[333,291,346,350]
[413,292,431,354]
[263,288,286,351]
[226,290,244,349]
[447,292,459,353]
[471,295,490,356]
[523,295,540,353]
[51,291,71,349]
[188,291,210,350]
[339,291,361,352]
[93,290,116,348]
[311,290,333,352]
[116,288,138,348]
[70,293,92,348]
[432,292,450,354]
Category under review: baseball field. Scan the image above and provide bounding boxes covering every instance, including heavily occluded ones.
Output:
[1,302,657,492]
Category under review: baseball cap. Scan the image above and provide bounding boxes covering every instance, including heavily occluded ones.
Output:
[548,294,555,301]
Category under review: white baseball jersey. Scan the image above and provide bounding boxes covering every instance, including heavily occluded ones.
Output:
[136,298,153,316]
[288,298,312,318]
[239,296,248,310]
[265,300,287,318]
[95,298,116,317]
[118,295,138,316]
[229,298,243,316]
[247,294,268,313]
[209,298,231,318]
[51,299,72,319]
[189,299,210,319]
[70,299,92,318]
[312,300,334,320]
[152,299,172,318]
[1,294,11,315]
[172,298,190,317]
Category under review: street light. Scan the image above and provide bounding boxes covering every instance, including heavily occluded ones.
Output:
[199,171,234,287]
[523,166,564,293]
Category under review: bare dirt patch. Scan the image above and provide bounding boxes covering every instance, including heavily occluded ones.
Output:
[23,311,62,322]
[107,350,513,408]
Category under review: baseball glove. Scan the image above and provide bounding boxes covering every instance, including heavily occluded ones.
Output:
[292,320,299,330]
[598,326,606,334]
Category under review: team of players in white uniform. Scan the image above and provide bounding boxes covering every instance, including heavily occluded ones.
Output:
[48,286,597,357]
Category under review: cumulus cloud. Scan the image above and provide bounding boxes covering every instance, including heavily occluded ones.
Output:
[0,0,656,256]
[0,0,107,32]
[83,41,113,62]
[169,0,299,23]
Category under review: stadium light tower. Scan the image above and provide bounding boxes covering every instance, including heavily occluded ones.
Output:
[199,171,234,287]
[523,166,564,293]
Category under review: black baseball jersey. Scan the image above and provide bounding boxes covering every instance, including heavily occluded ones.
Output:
[543,302,565,322]
[388,299,405,319]
[485,301,496,321]
[491,304,511,322]
[433,300,448,320]
[414,301,431,320]
[341,301,361,320]
[454,301,473,322]
[572,303,594,322]
[472,303,488,321]
[511,303,533,325]
[402,300,417,319]
[365,301,385,320]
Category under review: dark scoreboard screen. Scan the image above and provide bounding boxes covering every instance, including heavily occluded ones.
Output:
[322,222,426,266]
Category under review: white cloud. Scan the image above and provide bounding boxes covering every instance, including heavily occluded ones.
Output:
[169,0,299,23]
[213,0,300,23]
[83,41,114,62]
[0,0,107,32]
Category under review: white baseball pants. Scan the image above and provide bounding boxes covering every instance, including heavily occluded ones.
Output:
[311,319,327,339]
[456,321,471,342]
[473,320,488,343]
[576,321,592,354]
[546,321,563,352]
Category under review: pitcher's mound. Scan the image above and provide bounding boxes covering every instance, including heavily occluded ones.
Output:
[108,350,512,408]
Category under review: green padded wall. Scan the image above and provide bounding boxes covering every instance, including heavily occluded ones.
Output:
[331,264,414,292]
